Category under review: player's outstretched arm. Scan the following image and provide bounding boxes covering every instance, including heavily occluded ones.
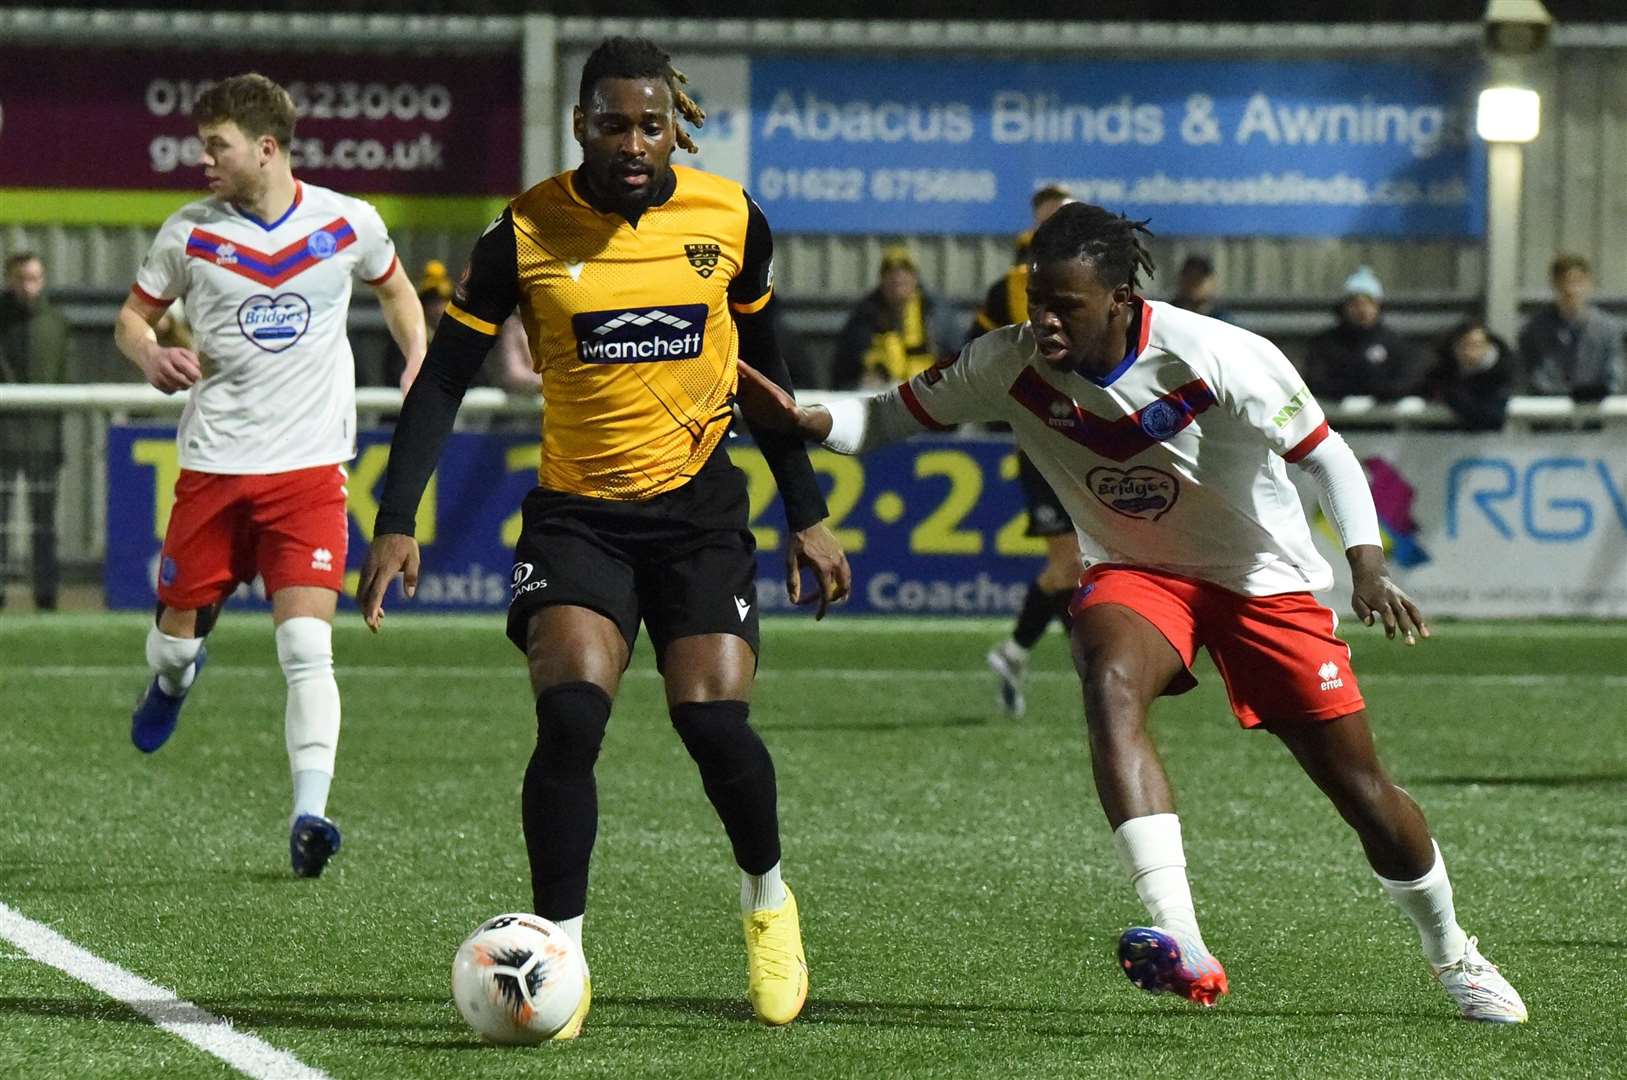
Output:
[735,360,930,456]
[115,294,201,393]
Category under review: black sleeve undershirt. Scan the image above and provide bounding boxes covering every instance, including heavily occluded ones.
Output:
[732,193,828,533]
[373,210,519,538]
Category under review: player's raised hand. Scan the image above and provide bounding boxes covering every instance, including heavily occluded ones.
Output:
[139,345,204,393]
[1348,544,1429,646]
[787,521,851,620]
[357,532,420,633]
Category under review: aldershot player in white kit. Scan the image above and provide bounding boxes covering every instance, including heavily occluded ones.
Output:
[739,202,1526,1023]
[113,74,426,877]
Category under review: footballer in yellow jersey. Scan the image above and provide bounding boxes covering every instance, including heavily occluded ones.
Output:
[360,36,843,1031]
[442,163,774,501]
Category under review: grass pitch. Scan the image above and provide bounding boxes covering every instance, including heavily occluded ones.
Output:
[1,613,1624,1078]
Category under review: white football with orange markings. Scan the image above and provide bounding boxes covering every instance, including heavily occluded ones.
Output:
[451,913,585,1044]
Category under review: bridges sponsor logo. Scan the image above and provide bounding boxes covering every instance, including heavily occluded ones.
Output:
[571,304,707,364]
[237,292,311,353]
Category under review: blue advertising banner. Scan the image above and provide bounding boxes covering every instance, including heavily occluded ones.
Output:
[749,57,1484,237]
[106,427,1045,616]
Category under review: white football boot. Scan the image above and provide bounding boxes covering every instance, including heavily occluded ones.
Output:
[986,643,1027,719]
[1432,937,1527,1023]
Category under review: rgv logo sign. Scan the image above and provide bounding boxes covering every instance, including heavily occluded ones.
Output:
[570,304,707,364]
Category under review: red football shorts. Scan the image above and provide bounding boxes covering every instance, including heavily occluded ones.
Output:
[156,463,349,610]
[1070,564,1366,728]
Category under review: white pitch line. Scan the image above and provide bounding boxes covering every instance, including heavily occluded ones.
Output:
[0,901,330,1080]
[13,665,1627,687]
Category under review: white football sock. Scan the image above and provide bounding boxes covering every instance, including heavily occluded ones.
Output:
[1113,813,1208,952]
[999,639,1030,664]
[558,915,584,951]
[277,617,340,816]
[741,861,787,914]
[291,769,332,822]
[1376,840,1469,969]
[145,626,202,696]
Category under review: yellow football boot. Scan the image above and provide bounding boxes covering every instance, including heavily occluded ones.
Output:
[550,977,591,1041]
[743,885,808,1025]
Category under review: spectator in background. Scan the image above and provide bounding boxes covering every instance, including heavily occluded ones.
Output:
[1422,318,1513,432]
[1170,254,1234,324]
[0,252,70,611]
[832,245,959,389]
[966,184,1073,342]
[1517,253,1624,401]
[1303,265,1420,402]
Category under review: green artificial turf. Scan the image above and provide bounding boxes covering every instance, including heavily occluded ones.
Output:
[1,614,1623,1078]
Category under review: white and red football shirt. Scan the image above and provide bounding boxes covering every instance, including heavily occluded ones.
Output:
[900,299,1333,596]
[132,180,398,474]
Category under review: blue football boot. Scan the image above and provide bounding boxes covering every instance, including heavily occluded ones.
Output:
[130,645,207,753]
[1118,926,1230,1006]
[290,813,342,878]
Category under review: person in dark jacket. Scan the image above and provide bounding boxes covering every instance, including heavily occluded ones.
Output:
[1303,266,1420,402]
[832,246,960,389]
[0,251,72,610]
[1517,253,1624,401]
[1422,318,1513,431]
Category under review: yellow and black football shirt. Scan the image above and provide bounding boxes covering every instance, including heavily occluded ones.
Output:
[445,165,774,501]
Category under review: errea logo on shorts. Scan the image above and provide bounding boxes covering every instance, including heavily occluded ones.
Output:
[310,547,333,572]
[570,304,707,364]
[1317,660,1344,691]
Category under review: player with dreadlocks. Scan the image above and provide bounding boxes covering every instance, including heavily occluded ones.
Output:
[361,36,848,1035]
[737,201,1527,1024]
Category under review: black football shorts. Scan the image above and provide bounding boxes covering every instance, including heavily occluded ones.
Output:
[1017,451,1073,538]
[505,451,759,668]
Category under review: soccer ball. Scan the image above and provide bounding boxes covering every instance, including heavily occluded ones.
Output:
[451,913,586,1044]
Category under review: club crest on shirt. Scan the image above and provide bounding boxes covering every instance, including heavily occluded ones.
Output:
[237,292,311,353]
[1138,399,1182,440]
[307,231,339,260]
[685,243,722,278]
[1086,465,1180,522]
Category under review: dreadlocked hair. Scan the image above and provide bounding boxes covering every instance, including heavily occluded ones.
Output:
[579,36,707,154]
[1028,202,1157,289]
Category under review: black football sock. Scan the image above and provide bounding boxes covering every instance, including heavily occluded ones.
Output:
[1012,582,1058,649]
[1051,586,1076,634]
[670,700,781,875]
[523,682,611,921]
